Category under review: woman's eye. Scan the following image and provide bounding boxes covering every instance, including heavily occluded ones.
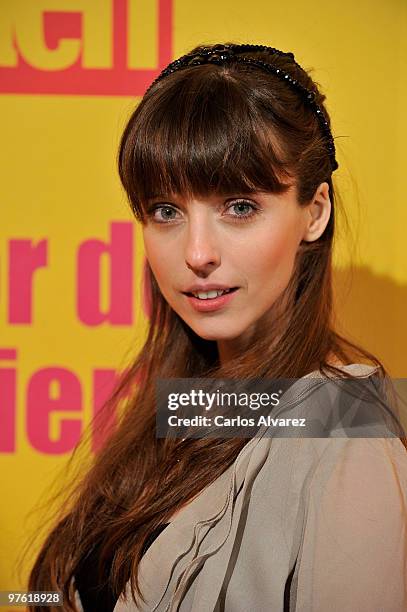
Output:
[148,205,181,223]
[226,200,258,220]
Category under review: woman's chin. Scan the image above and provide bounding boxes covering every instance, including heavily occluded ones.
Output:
[188,322,247,343]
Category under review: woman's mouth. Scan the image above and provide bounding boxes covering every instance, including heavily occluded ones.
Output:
[183,287,239,312]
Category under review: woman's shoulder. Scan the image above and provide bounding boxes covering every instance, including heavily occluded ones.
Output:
[253,434,407,502]
[303,435,407,491]
[312,359,381,377]
[249,357,407,501]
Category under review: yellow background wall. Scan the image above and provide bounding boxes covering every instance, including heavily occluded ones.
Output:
[0,0,406,602]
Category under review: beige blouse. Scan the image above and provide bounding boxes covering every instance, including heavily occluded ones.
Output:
[73,363,407,611]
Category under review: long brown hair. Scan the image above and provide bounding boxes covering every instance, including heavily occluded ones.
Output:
[25,42,407,611]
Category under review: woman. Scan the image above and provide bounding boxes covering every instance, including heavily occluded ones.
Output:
[27,42,407,611]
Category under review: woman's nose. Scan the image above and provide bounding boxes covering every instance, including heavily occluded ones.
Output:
[184,220,221,274]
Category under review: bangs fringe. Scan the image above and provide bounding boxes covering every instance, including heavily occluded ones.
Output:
[120,66,295,219]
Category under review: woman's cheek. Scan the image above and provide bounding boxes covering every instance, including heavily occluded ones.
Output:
[246,232,298,298]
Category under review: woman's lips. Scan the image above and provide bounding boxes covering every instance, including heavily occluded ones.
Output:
[184,288,239,312]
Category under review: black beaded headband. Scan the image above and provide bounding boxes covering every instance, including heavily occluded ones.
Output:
[145,43,338,172]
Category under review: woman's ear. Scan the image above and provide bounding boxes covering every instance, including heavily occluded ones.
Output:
[302,182,331,242]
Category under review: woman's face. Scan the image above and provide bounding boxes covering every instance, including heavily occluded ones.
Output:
[142,184,330,362]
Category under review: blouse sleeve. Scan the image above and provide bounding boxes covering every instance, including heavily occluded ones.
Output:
[291,436,407,612]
